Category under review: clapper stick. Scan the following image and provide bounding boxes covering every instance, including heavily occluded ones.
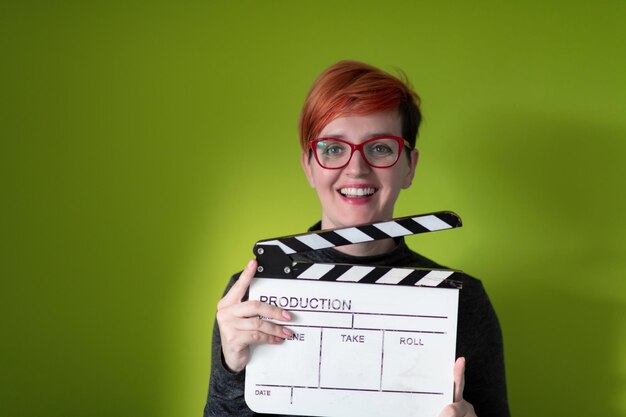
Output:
[253,211,464,289]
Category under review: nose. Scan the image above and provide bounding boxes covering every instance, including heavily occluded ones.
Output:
[344,148,371,175]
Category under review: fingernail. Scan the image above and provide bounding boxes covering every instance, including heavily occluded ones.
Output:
[282,328,293,337]
[274,336,285,343]
[282,310,291,321]
[246,260,255,270]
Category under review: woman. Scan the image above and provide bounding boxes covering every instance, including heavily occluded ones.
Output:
[205,61,509,417]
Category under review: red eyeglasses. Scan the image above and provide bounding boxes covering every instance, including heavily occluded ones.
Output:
[310,136,411,169]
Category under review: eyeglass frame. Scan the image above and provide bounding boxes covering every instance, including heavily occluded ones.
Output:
[309,136,413,169]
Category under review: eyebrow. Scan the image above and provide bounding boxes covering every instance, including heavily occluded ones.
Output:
[319,133,396,139]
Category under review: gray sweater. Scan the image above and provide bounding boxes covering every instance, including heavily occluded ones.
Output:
[204,228,509,417]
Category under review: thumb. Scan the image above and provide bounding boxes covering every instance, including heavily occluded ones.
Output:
[218,259,257,308]
[453,357,466,402]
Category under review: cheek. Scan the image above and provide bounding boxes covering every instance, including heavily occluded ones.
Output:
[395,162,412,188]
[384,168,407,190]
[310,169,338,192]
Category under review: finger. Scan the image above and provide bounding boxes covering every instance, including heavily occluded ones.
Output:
[453,357,466,402]
[226,311,293,337]
[228,299,292,322]
[437,403,459,417]
[227,328,291,347]
[240,318,294,341]
[220,259,257,306]
[217,301,293,344]
[438,401,475,417]
[220,315,293,348]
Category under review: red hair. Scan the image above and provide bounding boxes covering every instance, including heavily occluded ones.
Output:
[299,60,422,151]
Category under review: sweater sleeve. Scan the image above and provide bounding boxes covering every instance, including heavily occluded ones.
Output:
[456,279,510,417]
[204,273,257,417]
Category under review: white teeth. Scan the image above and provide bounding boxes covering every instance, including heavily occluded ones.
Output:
[340,187,376,197]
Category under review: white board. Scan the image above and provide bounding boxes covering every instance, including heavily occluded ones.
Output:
[245,277,459,417]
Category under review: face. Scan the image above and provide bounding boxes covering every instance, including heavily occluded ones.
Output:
[301,110,418,229]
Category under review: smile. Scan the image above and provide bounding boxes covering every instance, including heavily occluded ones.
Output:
[339,187,377,198]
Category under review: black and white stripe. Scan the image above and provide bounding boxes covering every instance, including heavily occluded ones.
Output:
[253,211,464,289]
[256,211,461,255]
[292,263,463,289]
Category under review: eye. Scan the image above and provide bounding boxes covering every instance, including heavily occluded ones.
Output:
[317,140,347,157]
[325,145,344,155]
[366,142,394,156]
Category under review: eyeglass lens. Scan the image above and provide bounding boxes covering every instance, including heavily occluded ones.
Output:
[315,138,401,168]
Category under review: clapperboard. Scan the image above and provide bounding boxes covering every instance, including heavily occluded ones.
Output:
[245,211,464,417]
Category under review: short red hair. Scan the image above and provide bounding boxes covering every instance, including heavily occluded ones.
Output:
[298,60,422,151]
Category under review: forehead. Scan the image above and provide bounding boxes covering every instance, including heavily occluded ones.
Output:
[318,110,402,139]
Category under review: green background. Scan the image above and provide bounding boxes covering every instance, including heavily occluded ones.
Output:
[2,1,625,416]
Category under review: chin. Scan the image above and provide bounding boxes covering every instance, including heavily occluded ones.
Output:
[337,209,386,228]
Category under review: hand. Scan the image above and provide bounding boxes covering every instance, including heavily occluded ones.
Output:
[216,259,293,373]
[438,357,477,417]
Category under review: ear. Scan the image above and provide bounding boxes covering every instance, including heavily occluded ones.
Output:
[301,151,316,188]
[402,148,419,189]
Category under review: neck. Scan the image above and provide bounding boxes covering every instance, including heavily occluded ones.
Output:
[333,237,397,257]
